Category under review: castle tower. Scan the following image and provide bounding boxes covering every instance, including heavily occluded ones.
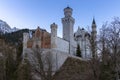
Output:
[50,23,58,49]
[62,6,75,54]
[62,6,75,42]
[91,18,97,58]
[23,33,29,49]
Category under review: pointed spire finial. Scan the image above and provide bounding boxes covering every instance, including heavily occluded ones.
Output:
[92,17,96,24]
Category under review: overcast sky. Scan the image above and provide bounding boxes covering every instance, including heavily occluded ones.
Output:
[0,0,120,37]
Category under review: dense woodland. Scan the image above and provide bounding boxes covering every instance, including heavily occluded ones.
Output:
[0,17,120,80]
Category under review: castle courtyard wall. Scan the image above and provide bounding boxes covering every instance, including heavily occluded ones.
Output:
[56,37,69,53]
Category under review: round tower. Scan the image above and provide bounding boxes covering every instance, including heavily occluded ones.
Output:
[50,23,58,48]
[62,6,75,42]
[62,6,75,55]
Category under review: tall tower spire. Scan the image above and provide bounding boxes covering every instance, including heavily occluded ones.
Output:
[91,18,97,38]
[91,18,97,58]
[62,6,75,42]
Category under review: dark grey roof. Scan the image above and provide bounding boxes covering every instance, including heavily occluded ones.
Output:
[92,18,96,24]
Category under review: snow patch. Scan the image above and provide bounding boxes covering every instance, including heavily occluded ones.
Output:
[0,19,19,34]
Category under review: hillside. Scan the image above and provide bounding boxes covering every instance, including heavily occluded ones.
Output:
[53,57,90,80]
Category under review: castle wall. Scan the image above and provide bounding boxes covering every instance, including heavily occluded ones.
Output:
[41,31,51,48]
[76,39,91,59]
[23,33,29,49]
[23,48,71,72]
[25,28,51,49]
[27,40,33,48]
[56,37,69,53]
[70,40,77,55]
[23,48,84,75]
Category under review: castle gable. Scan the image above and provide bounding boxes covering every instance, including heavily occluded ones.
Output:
[24,27,51,49]
[35,27,41,38]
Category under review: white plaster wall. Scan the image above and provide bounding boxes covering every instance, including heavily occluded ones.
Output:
[56,37,69,53]
[23,48,86,80]
[68,40,77,55]
[76,39,91,59]
[23,48,69,73]
[50,50,69,71]
[23,33,29,49]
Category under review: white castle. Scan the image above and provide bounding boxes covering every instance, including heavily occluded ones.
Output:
[23,6,97,59]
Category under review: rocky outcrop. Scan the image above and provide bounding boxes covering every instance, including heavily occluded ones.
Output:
[53,57,91,80]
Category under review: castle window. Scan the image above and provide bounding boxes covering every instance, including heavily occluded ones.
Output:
[74,33,75,37]
[36,45,39,48]
[77,35,82,38]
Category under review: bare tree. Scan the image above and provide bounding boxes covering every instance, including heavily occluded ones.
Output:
[87,19,101,80]
[88,33,100,80]
[98,22,114,80]
[0,39,17,80]
[99,17,120,80]
[17,53,32,80]
[99,22,110,63]
[26,48,54,80]
[88,35,100,80]
[0,54,6,80]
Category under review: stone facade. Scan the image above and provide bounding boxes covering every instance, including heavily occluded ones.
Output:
[74,27,91,58]
[23,27,51,49]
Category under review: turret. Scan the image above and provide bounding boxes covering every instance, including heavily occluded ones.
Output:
[50,23,58,48]
[91,18,97,58]
[91,18,97,39]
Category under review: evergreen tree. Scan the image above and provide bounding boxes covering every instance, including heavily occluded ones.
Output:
[5,48,16,80]
[17,54,31,80]
[76,44,81,57]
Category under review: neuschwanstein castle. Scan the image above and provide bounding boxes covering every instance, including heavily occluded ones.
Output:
[23,6,97,59]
